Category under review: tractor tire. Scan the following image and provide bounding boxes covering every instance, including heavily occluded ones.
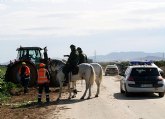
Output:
[5,61,37,87]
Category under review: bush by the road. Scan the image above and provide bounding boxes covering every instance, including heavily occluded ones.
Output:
[0,66,21,102]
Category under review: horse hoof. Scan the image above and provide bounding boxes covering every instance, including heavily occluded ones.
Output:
[72,95,76,98]
[56,98,60,102]
[80,97,84,100]
[87,97,90,99]
[95,95,98,97]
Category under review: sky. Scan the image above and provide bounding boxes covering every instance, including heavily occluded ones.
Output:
[0,0,165,63]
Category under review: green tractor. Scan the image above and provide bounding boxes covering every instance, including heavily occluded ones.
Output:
[5,46,57,86]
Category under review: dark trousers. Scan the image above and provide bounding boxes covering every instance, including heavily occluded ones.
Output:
[38,83,50,102]
[21,77,30,93]
[63,64,78,81]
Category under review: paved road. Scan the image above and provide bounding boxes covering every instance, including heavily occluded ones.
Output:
[49,76,165,119]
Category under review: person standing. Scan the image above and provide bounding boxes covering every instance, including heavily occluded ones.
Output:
[37,63,50,103]
[19,62,30,94]
[77,47,88,64]
[63,44,79,83]
[43,47,49,69]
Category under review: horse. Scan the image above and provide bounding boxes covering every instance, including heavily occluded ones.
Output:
[90,63,103,97]
[49,59,96,100]
[72,63,103,97]
[49,59,103,99]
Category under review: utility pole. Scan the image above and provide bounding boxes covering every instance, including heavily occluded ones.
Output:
[94,50,96,62]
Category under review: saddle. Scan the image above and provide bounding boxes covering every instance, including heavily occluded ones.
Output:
[62,65,79,84]
[71,66,79,75]
[62,65,79,75]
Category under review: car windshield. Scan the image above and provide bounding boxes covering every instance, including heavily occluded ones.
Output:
[130,68,159,77]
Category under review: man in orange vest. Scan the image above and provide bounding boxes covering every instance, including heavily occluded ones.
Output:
[19,62,31,94]
[37,63,50,103]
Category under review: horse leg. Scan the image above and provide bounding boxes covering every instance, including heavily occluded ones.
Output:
[68,73,72,99]
[95,78,100,97]
[57,82,63,101]
[81,81,88,99]
[68,82,72,99]
[87,84,92,99]
[72,81,77,98]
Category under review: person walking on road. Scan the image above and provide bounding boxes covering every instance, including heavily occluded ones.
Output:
[77,47,88,64]
[37,63,50,104]
[19,62,31,94]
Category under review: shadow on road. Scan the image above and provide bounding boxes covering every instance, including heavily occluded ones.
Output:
[56,97,96,105]
[113,93,160,100]
[13,101,58,109]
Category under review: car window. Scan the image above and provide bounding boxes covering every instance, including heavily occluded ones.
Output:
[130,68,159,77]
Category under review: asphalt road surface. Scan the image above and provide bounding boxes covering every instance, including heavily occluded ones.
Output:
[49,76,165,119]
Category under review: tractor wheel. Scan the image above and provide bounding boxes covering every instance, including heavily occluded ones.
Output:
[5,61,37,87]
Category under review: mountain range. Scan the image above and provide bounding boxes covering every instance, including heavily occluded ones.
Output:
[1,52,164,65]
[89,52,165,62]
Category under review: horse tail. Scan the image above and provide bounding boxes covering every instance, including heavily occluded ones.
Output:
[99,65,103,81]
[90,65,95,85]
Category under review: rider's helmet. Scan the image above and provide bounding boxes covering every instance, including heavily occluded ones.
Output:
[39,63,45,68]
[22,62,26,65]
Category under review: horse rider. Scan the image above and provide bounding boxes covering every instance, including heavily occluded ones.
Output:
[63,44,79,83]
[18,62,30,94]
[77,47,88,64]
[37,63,50,103]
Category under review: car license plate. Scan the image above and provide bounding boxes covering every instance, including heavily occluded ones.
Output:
[141,84,152,87]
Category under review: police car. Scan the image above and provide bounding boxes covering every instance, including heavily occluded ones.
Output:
[120,61,165,97]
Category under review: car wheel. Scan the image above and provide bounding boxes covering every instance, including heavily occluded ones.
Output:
[105,73,107,76]
[120,82,125,93]
[125,90,130,97]
[159,92,165,97]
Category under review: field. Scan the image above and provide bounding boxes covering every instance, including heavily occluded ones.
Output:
[0,66,59,119]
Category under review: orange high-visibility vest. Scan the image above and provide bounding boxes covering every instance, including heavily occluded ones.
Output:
[19,66,30,77]
[37,68,48,84]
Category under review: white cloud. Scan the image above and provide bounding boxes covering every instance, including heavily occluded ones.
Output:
[0,0,165,38]
[0,3,7,10]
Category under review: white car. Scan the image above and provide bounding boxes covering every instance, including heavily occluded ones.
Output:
[120,65,165,97]
[105,64,119,76]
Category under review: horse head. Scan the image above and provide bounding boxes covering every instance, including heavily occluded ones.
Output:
[48,59,65,72]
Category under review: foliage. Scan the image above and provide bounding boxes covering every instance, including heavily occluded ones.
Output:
[100,61,165,76]
[0,66,21,102]
[154,61,165,67]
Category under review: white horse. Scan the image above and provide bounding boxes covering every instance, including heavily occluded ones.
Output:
[90,63,103,97]
[49,59,95,100]
[72,63,103,97]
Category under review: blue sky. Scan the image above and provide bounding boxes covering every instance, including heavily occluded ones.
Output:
[0,0,165,63]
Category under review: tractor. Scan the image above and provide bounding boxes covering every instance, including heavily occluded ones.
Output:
[5,46,58,87]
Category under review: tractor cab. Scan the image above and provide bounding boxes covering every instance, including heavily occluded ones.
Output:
[16,46,43,64]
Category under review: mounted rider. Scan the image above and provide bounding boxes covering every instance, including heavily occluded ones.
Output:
[77,47,88,64]
[63,44,79,83]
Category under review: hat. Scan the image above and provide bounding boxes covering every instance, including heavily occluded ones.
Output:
[39,63,45,67]
[70,44,75,48]
[77,47,82,51]
[22,62,26,65]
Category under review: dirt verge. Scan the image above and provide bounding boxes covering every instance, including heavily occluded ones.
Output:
[0,88,59,119]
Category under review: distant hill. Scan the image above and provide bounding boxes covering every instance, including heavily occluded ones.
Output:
[89,52,165,62]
